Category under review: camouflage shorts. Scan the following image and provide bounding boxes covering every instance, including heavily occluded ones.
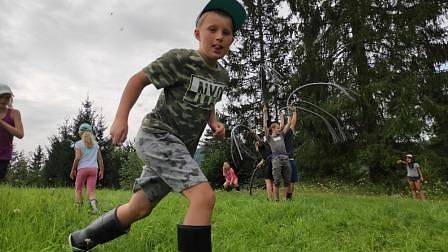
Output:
[133,129,208,205]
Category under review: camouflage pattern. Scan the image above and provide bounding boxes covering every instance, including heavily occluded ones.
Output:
[133,129,208,204]
[271,157,291,187]
[142,48,229,154]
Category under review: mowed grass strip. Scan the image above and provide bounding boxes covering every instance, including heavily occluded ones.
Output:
[0,185,447,251]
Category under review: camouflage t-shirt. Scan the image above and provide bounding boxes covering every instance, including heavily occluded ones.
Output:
[141,48,229,154]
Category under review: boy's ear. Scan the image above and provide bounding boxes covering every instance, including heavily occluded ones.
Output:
[194,28,200,41]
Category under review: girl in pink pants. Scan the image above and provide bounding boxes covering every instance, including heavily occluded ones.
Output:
[70,123,104,213]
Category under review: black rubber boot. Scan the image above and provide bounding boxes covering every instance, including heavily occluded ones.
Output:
[177,224,211,252]
[69,207,129,251]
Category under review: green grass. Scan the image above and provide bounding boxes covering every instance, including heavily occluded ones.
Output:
[1,185,447,251]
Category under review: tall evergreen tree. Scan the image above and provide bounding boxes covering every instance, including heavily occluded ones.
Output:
[28,145,45,186]
[226,0,294,131]
[42,120,74,186]
[6,151,29,187]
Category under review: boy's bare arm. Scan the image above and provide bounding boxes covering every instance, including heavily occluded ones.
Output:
[110,70,151,145]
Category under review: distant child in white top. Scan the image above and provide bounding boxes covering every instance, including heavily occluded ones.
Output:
[396,153,426,200]
[70,123,104,212]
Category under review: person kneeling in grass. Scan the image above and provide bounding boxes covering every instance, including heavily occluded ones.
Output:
[222,161,239,191]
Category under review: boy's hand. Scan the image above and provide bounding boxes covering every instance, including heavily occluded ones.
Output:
[110,118,128,145]
[210,121,225,138]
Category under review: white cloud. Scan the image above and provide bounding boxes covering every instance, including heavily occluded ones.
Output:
[0,0,211,154]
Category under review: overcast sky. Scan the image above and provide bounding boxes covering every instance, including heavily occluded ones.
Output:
[0,0,225,155]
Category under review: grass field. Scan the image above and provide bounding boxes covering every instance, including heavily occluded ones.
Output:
[0,185,447,251]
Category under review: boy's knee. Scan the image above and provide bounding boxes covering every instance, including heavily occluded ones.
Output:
[202,189,216,208]
[191,188,215,209]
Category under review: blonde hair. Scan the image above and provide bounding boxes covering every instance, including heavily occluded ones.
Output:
[80,131,95,148]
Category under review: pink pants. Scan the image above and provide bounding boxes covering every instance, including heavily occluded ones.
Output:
[75,167,98,194]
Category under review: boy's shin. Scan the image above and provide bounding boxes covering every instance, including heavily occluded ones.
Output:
[69,207,129,251]
[177,224,211,252]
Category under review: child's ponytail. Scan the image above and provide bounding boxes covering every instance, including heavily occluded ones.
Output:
[81,131,95,149]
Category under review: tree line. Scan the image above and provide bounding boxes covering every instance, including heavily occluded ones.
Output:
[200,0,448,190]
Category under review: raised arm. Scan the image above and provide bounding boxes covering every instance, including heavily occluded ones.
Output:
[289,106,298,133]
[110,70,150,145]
[279,111,285,130]
[263,104,269,139]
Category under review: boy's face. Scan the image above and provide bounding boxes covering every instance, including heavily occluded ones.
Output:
[195,11,234,64]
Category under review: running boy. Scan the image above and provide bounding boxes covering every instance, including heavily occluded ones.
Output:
[69,0,246,251]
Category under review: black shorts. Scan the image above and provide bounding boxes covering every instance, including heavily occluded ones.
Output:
[407,176,421,182]
[0,160,10,180]
[263,160,273,180]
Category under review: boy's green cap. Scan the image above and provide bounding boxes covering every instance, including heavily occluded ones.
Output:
[197,0,247,32]
[78,123,93,132]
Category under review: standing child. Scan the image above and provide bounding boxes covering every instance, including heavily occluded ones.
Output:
[279,106,298,200]
[69,1,246,251]
[222,161,239,191]
[255,138,274,200]
[396,154,426,200]
[70,123,105,213]
[263,104,292,201]
[0,83,24,181]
